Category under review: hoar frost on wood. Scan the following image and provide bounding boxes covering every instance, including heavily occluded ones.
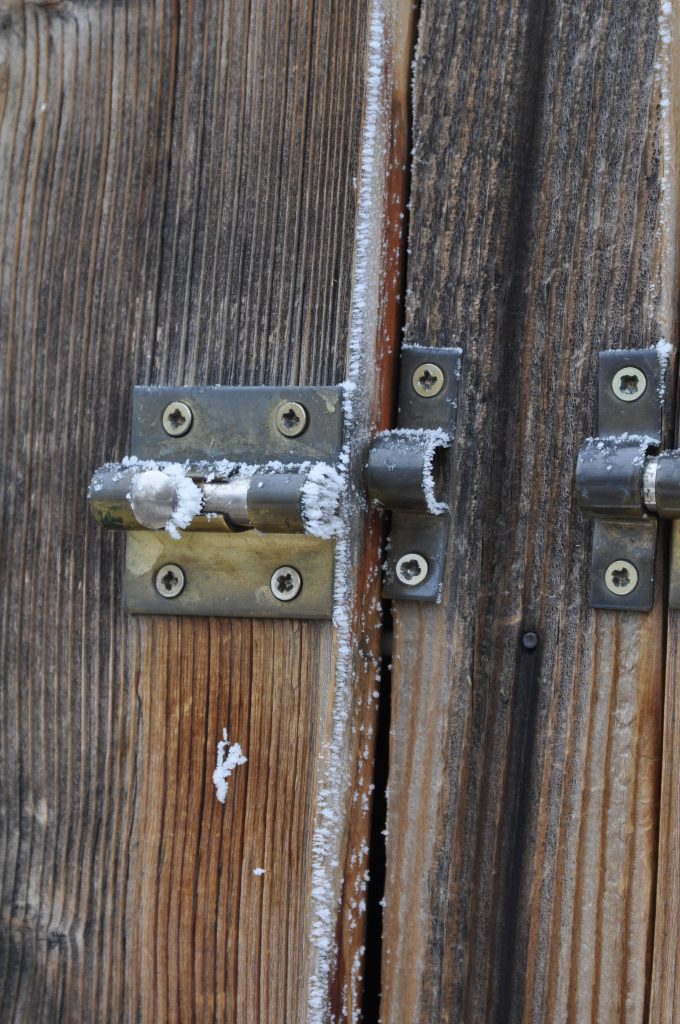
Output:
[656,339,672,403]
[212,729,247,804]
[307,0,388,1019]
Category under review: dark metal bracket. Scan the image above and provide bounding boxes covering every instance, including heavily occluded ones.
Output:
[368,345,462,602]
[576,349,664,610]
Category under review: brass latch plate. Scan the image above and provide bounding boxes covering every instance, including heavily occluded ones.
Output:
[123,386,343,618]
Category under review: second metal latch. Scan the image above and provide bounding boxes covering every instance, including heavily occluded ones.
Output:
[576,347,679,610]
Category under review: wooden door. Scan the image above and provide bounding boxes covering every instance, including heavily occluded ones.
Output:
[2,1,679,1023]
[380,2,679,1023]
[0,1,410,1020]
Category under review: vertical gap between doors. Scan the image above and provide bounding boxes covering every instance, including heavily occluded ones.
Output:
[361,1,422,1017]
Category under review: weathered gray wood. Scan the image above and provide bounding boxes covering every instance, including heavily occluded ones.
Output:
[382,1,673,1021]
[0,2,396,1021]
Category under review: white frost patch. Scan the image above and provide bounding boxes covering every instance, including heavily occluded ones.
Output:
[653,2,675,325]
[301,462,345,539]
[253,867,265,877]
[162,462,204,539]
[656,338,672,404]
[349,945,366,1024]
[212,729,247,804]
[660,0,672,45]
[656,337,672,365]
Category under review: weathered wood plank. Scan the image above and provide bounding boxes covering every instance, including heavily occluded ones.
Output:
[0,1,398,1020]
[650,8,680,1009]
[382,1,673,1021]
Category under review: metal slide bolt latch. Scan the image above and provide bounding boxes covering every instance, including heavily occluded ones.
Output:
[92,464,311,535]
[575,348,674,611]
[88,385,344,619]
[88,352,463,616]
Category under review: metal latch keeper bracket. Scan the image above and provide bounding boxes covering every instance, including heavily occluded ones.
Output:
[368,345,462,601]
[576,348,664,610]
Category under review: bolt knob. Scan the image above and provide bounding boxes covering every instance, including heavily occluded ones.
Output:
[130,469,178,530]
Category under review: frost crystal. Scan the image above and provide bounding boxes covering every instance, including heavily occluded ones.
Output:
[656,338,672,405]
[212,729,247,804]
[162,462,204,539]
[307,0,388,1018]
[301,462,345,539]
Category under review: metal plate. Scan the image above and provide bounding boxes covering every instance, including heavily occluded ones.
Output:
[126,531,334,618]
[124,385,342,618]
[382,512,448,602]
[598,349,662,440]
[397,345,462,434]
[588,349,662,611]
[132,385,343,465]
[671,372,680,608]
[590,519,657,611]
[385,345,462,601]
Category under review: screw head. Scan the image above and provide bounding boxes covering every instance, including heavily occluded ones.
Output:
[395,552,429,586]
[155,563,185,598]
[270,565,302,601]
[162,401,193,436]
[611,366,647,403]
[412,362,444,398]
[522,631,539,651]
[275,401,308,438]
[604,559,638,596]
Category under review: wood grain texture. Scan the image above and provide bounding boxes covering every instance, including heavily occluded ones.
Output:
[0,1,395,1020]
[382,1,673,1021]
[650,593,680,1023]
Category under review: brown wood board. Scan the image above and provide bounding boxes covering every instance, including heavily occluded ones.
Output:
[381,1,675,1022]
[0,2,403,1020]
